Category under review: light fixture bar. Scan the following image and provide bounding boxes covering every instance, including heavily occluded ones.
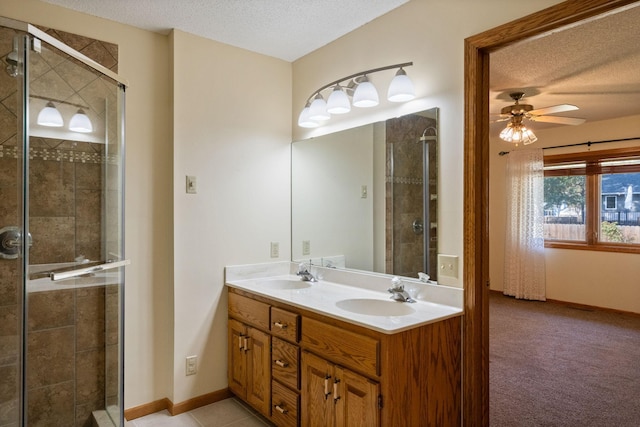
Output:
[30,94,89,110]
[303,62,413,105]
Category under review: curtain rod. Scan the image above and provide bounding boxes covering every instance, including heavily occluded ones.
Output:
[498,137,640,156]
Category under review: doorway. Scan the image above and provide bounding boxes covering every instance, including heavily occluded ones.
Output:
[462,0,640,424]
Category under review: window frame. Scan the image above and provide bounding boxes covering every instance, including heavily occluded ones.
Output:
[604,195,617,210]
[544,147,640,254]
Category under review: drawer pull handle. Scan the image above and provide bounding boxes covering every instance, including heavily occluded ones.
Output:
[324,374,331,399]
[274,359,289,368]
[274,404,288,414]
[333,378,341,402]
[238,334,244,350]
[273,321,288,329]
[243,337,249,352]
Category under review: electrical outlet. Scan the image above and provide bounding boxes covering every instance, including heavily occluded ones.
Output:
[361,185,368,199]
[437,254,459,279]
[186,175,197,194]
[270,242,279,258]
[302,240,311,256]
[186,355,197,376]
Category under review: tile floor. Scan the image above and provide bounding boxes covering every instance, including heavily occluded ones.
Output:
[125,398,274,427]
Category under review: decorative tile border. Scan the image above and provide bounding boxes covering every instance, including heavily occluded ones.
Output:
[0,145,112,164]
[386,175,423,185]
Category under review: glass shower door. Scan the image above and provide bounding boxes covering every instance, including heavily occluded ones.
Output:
[0,18,126,426]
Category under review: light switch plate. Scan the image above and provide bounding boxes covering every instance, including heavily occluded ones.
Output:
[186,175,197,194]
[270,242,279,258]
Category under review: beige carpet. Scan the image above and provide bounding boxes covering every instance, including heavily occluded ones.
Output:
[490,292,640,426]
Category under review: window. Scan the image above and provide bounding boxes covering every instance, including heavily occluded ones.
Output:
[543,147,640,253]
[604,195,617,210]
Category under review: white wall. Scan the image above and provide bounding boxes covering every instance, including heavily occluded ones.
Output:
[171,30,291,403]
[490,115,640,313]
[292,0,564,287]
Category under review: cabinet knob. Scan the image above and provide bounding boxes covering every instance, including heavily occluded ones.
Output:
[274,359,289,368]
[273,321,288,329]
[274,404,288,414]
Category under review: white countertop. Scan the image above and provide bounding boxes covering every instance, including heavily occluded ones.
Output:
[225,272,463,334]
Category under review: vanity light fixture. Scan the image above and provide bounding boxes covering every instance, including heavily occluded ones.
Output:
[69,109,93,133]
[298,62,415,128]
[33,95,93,133]
[36,101,64,127]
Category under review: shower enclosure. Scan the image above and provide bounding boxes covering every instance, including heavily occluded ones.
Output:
[0,17,127,426]
[385,110,438,280]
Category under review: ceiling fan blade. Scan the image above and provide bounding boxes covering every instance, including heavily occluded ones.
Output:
[529,115,586,125]
[490,117,511,123]
[528,104,578,116]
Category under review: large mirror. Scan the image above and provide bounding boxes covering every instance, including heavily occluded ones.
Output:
[292,108,439,282]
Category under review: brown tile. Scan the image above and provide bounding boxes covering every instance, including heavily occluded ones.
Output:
[75,223,101,262]
[76,397,104,427]
[27,289,74,331]
[75,162,102,190]
[76,349,105,404]
[0,102,16,145]
[27,381,74,427]
[0,261,18,306]
[80,41,117,71]
[0,305,18,364]
[76,288,105,351]
[0,390,18,426]
[75,189,101,224]
[105,291,120,347]
[28,216,75,264]
[0,364,17,402]
[29,159,75,217]
[26,327,74,388]
[105,343,119,398]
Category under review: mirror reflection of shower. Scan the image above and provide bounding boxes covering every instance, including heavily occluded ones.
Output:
[386,111,438,281]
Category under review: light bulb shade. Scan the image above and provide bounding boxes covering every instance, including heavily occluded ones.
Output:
[352,76,379,108]
[308,94,330,121]
[499,122,537,145]
[298,106,319,128]
[387,68,415,102]
[69,109,93,133]
[37,101,64,127]
[326,85,351,114]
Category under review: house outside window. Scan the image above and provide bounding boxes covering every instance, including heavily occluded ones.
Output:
[543,147,640,253]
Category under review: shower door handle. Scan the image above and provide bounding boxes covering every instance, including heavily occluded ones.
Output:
[50,259,131,281]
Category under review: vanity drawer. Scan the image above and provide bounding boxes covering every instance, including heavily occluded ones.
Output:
[270,307,300,342]
[301,317,380,377]
[228,292,270,330]
[271,380,299,427]
[272,337,299,390]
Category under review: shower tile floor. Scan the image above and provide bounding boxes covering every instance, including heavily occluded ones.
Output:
[125,398,274,427]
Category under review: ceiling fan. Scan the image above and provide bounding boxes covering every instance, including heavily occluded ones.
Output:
[494,92,585,145]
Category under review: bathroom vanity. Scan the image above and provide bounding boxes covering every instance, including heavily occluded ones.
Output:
[226,262,462,426]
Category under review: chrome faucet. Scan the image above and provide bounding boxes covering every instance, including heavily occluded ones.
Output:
[297,263,317,282]
[388,276,416,303]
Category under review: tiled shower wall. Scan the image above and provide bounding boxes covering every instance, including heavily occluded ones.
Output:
[0,24,118,427]
[385,114,438,280]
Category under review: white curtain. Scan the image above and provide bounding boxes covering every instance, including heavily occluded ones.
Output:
[503,149,546,300]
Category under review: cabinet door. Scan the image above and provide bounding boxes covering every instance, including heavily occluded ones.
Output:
[228,319,247,398]
[302,351,334,427]
[246,327,271,417]
[334,366,380,427]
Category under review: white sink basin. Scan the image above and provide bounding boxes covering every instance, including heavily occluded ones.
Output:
[335,298,416,316]
[256,279,312,290]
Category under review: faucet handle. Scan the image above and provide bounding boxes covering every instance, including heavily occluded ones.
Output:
[297,262,309,274]
[390,276,404,290]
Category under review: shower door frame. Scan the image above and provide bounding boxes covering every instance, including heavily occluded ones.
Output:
[1,16,129,426]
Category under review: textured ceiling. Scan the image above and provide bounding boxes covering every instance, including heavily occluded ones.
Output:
[41,0,409,62]
[490,4,640,137]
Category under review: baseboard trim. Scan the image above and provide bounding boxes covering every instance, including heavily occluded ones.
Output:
[169,388,233,416]
[491,289,640,317]
[124,388,233,421]
[124,398,171,421]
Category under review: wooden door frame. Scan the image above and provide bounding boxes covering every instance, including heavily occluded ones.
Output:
[462,0,639,424]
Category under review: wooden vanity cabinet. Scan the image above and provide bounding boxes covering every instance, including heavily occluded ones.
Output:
[228,294,272,417]
[227,288,461,427]
[302,351,380,427]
